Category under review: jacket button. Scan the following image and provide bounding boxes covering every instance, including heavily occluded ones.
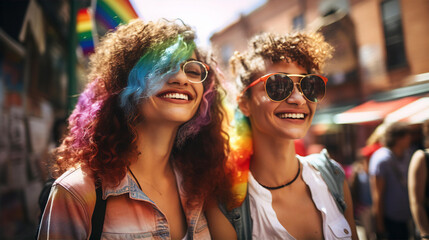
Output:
[344,229,349,234]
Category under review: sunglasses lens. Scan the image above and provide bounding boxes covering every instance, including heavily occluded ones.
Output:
[183,61,208,83]
[300,75,326,102]
[265,74,294,101]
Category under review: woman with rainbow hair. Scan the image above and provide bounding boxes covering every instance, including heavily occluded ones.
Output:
[37,19,232,239]
[208,32,358,239]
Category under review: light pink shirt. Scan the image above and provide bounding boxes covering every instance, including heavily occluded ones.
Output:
[37,167,210,240]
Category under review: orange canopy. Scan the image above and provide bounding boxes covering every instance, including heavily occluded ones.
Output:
[334,97,418,124]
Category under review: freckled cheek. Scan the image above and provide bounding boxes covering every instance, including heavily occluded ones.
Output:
[251,103,274,118]
[251,92,271,107]
[260,95,272,103]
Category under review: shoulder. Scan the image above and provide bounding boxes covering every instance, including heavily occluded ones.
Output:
[410,149,427,169]
[53,167,97,206]
[38,168,96,239]
[370,147,390,161]
[301,149,344,176]
[369,147,391,166]
[411,149,427,161]
[300,149,347,213]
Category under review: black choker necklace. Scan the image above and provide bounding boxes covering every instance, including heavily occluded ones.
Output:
[258,159,301,190]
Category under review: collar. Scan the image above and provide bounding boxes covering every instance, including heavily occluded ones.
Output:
[101,168,202,213]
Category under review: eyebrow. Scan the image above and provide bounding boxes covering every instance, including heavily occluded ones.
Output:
[180,58,197,67]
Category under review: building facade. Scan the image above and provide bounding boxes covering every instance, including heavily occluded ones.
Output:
[0,0,89,238]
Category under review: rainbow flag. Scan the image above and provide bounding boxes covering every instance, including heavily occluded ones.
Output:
[95,0,139,31]
[76,8,95,56]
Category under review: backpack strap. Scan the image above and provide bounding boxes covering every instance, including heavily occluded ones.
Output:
[305,149,346,213]
[89,185,107,240]
[219,189,253,240]
[37,181,107,240]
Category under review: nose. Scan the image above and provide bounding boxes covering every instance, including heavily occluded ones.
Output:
[286,83,306,105]
[168,68,188,85]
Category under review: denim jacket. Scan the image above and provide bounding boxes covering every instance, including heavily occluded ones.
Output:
[220,149,346,240]
[38,167,209,240]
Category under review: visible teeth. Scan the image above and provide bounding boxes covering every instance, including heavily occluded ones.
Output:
[278,113,305,119]
[161,93,189,100]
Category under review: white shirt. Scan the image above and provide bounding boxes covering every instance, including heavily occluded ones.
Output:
[248,157,352,240]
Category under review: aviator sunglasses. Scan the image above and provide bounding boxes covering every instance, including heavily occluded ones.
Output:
[181,59,210,83]
[239,73,328,103]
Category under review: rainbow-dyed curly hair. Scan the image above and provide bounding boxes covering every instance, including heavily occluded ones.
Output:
[54,19,232,204]
[227,32,333,207]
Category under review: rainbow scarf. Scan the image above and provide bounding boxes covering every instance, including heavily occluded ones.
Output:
[76,8,95,55]
[95,0,138,30]
[226,106,253,208]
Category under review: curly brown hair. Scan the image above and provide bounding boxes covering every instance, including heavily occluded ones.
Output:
[54,19,232,204]
[230,32,333,95]
[382,122,410,149]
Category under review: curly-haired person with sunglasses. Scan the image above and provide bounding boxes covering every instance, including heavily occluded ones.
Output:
[37,19,233,240]
[206,32,358,239]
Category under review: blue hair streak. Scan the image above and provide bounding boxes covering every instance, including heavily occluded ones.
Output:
[120,35,196,115]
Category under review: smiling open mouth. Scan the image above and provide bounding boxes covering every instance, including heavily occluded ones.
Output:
[158,92,191,101]
[276,113,306,119]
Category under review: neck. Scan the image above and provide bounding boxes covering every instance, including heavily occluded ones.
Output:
[250,133,299,187]
[129,120,179,179]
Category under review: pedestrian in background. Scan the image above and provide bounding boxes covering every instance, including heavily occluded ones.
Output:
[350,143,380,240]
[409,119,429,239]
[369,122,413,239]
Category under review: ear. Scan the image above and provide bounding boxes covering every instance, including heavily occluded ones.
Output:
[238,97,251,117]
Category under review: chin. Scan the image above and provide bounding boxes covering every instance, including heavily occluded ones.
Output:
[165,116,193,124]
[282,131,307,140]
[162,108,197,119]
[169,114,196,124]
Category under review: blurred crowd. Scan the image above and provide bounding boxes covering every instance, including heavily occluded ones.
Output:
[348,120,429,240]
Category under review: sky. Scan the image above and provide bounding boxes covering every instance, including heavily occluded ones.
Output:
[130,0,267,47]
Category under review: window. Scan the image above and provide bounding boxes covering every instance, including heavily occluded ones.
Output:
[221,44,232,67]
[293,14,305,30]
[381,0,407,69]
